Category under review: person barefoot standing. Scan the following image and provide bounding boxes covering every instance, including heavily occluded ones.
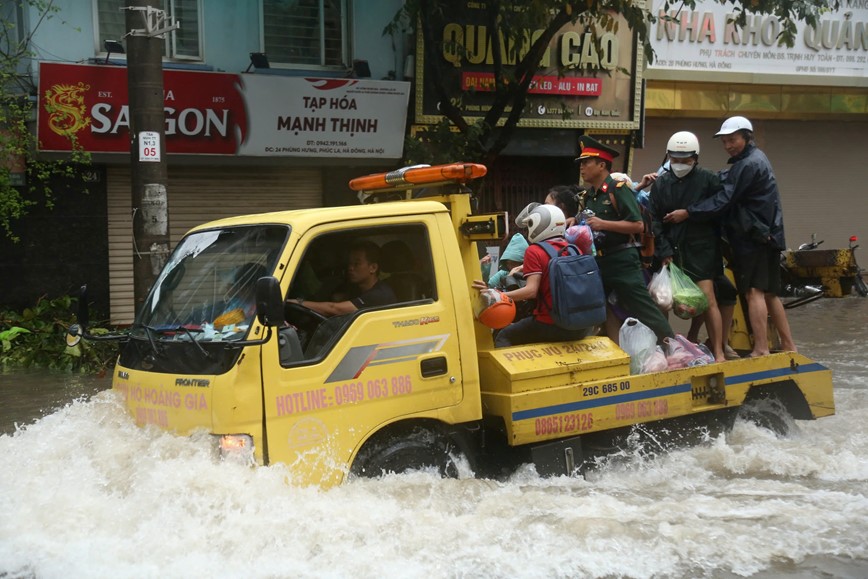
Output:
[665,117,796,356]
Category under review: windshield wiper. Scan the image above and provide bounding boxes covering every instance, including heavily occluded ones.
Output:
[132,324,165,358]
[168,326,212,359]
[140,325,214,360]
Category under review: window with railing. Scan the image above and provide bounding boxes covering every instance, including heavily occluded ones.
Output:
[261,0,347,68]
[95,0,202,60]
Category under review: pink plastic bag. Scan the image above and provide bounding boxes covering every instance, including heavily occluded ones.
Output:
[565,222,595,256]
[665,334,714,368]
[664,337,693,369]
[677,337,715,366]
[641,346,668,373]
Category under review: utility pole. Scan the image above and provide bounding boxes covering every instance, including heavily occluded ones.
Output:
[125,1,177,309]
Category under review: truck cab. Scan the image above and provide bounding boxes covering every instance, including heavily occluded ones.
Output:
[90,163,834,487]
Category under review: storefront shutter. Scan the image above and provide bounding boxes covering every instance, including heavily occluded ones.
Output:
[107,165,322,325]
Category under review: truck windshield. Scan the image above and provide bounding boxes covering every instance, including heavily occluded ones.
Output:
[133,225,288,344]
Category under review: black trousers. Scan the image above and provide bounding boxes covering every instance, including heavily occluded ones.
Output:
[495,317,591,348]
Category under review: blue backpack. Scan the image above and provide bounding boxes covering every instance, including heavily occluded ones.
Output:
[535,241,607,330]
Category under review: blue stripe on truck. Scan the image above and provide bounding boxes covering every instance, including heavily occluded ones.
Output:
[511,362,829,422]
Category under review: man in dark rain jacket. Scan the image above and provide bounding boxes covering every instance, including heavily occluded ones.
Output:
[648,131,728,362]
[664,116,796,356]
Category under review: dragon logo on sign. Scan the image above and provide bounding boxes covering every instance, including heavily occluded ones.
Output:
[43,82,91,137]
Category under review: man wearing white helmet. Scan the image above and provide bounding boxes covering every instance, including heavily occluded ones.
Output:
[648,131,729,361]
[472,203,593,347]
[665,116,796,356]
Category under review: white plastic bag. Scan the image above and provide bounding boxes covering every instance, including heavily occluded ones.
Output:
[619,317,658,375]
[641,346,668,373]
[648,265,673,311]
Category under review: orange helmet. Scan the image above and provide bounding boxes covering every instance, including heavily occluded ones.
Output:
[474,289,516,329]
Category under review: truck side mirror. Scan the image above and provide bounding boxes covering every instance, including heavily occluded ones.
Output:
[66,284,90,347]
[63,284,129,347]
[66,323,83,347]
[77,284,90,329]
[255,276,285,327]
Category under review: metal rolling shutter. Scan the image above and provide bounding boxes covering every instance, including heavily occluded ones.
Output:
[107,167,134,325]
[107,165,322,325]
[753,121,867,251]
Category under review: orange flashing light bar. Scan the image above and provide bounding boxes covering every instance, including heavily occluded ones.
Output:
[348,163,487,192]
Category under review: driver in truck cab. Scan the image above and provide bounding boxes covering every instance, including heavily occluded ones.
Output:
[286,240,396,316]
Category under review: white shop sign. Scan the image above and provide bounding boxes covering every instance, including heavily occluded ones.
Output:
[647,1,868,82]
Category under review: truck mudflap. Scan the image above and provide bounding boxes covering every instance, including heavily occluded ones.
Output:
[479,340,834,447]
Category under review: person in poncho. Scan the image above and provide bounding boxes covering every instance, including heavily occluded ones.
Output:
[487,232,528,288]
[648,131,728,362]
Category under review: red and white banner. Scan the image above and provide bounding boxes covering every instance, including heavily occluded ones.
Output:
[37,62,410,158]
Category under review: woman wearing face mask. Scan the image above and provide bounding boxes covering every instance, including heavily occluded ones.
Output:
[647,131,728,362]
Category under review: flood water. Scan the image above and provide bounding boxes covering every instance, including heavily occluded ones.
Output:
[1,296,867,578]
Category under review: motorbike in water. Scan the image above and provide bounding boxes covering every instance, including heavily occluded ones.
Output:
[855,237,868,297]
[780,234,867,308]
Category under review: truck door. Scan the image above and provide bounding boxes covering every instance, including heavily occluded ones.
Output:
[259,216,466,486]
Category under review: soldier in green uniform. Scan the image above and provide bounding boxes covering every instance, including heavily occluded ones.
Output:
[578,135,674,343]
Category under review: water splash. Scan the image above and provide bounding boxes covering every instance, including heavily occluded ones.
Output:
[2,298,868,578]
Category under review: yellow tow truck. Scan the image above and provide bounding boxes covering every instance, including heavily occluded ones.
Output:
[70,163,835,487]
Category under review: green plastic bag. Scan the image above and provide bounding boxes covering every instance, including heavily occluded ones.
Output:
[669,263,708,320]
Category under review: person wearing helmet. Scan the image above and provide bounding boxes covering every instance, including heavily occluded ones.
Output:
[486,232,529,291]
[472,203,593,347]
[494,185,586,284]
[664,116,796,356]
[485,232,535,322]
[578,135,674,344]
[648,131,729,362]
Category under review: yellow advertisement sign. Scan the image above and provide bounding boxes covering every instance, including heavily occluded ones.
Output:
[415,1,644,129]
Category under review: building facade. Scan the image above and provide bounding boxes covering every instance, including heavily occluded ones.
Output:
[5,1,868,322]
[412,1,868,261]
[8,0,412,323]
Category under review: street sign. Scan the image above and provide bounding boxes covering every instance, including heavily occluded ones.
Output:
[138,131,160,162]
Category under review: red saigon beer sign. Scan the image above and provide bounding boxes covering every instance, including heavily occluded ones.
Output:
[37,62,411,158]
[38,62,246,154]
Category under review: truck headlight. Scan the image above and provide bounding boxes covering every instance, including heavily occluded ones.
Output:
[216,434,255,465]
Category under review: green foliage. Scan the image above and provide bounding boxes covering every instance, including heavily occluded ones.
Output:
[403,118,489,165]
[0,295,118,375]
[1,0,92,241]
[0,325,31,350]
[390,0,840,165]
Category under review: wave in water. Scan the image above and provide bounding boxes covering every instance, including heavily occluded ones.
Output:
[2,387,867,579]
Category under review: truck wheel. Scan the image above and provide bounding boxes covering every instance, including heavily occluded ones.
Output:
[350,425,460,479]
[736,396,792,436]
